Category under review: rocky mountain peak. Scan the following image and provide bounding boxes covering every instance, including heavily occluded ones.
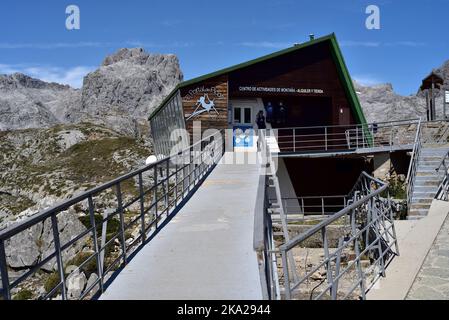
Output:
[0,47,183,135]
[102,48,148,66]
[0,73,71,91]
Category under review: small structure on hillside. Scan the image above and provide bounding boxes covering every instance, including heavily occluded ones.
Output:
[420,72,444,121]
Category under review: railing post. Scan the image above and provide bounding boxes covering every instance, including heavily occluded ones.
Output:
[321,227,335,299]
[51,214,67,300]
[325,127,328,151]
[87,195,104,294]
[138,173,146,244]
[0,240,11,300]
[351,209,366,300]
[293,129,296,152]
[153,165,158,229]
[165,159,170,217]
[116,183,127,266]
[362,125,365,148]
[281,249,291,300]
[175,155,179,205]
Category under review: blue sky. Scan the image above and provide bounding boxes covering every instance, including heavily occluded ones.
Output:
[0,0,448,95]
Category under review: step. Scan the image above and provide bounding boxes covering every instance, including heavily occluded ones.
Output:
[415,175,441,181]
[411,197,434,204]
[417,165,439,171]
[409,203,432,210]
[414,179,440,185]
[408,209,429,217]
[413,187,438,194]
[418,162,442,168]
[412,191,437,198]
[417,172,438,177]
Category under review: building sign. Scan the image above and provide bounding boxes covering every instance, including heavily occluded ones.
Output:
[238,86,324,94]
[184,86,222,121]
[184,86,224,100]
[445,90,449,104]
[185,93,220,121]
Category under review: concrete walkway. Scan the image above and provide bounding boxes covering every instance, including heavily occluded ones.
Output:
[407,213,449,300]
[367,200,449,300]
[100,153,263,300]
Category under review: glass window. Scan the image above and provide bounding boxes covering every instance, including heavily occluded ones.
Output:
[234,107,241,123]
[244,108,251,124]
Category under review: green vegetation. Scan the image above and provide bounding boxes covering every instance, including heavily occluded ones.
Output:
[44,272,61,294]
[0,123,152,216]
[67,252,97,277]
[13,289,33,300]
[79,214,120,239]
[386,180,406,200]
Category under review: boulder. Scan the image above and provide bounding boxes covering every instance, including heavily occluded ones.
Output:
[86,273,99,293]
[5,211,87,271]
[66,270,87,300]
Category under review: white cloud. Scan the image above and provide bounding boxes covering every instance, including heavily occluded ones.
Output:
[0,63,95,88]
[353,75,385,86]
[0,42,110,49]
[0,40,194,50]
[341,40,426,48]
[340,41,381,47]
[238,41,294,49]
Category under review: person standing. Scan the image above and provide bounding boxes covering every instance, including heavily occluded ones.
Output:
[256,110,267,129]
[279,101,287,125]
[266,102,273,123]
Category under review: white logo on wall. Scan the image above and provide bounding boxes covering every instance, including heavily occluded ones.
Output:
[186,94,220,121]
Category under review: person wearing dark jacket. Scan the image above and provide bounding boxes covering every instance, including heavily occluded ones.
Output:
[266,102,273,123]
[279,101,287,125]
[256,110,267,129]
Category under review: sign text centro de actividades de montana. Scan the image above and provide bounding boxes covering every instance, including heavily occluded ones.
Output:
[238,86,325,94]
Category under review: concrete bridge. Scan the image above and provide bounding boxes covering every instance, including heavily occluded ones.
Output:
[1,120,449,300]
[100,155,263,299]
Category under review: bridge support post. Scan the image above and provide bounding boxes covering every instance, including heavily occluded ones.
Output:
[0,240,11,300]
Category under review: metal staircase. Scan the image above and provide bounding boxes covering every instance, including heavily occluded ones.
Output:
[409,146,449,218]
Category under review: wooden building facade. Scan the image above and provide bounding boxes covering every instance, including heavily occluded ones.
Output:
[149,33,367,157]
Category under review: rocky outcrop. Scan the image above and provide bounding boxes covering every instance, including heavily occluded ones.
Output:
[0,123,152,228]
[0,48,183,136]
[0,73,81,131]
[76,48,183,136]
[5,210,86,271]
[354,82,427,123]
[355,59,449,123]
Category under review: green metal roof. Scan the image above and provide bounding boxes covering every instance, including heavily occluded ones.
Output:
[148,33,367,126]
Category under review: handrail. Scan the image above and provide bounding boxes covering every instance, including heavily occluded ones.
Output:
[406,118,422,211]
[0,130,225,300]
[435,150,449,201]
[253,130,280,300]
[280,173,388,252]
[271,119,420,154]
[272,195,349,217]
[273,118,420,131]
[279,172,399,300]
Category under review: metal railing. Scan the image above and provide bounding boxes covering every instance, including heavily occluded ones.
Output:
[253,165,280,300]
[0,131,224,300]
[435,151,449,201]
[273,119,420,154]
[279,195,349,218]
[406,118,423,211]
[279,172,399,300]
